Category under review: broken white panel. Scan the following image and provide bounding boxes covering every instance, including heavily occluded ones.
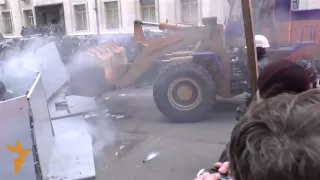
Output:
[35,42,69,100]
[27,74,54,180]
[47,116,96,180]
[48,95,98,120]
[0,97,38,180]
[0,70,40,180]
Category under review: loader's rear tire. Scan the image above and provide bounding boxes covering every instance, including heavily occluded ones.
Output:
[153,61,214,123]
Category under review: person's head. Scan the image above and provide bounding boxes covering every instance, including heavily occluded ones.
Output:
[48,36,57,43]
[229,89,320,180]
[51,19,58,24]
[89,37,98,46]
[257,60,318,100]
[255,35,270,59]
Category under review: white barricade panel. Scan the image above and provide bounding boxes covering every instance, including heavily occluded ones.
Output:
[48,95,98,120]
[28,74,54,179]
[0,96,37,180]
[35,42,69,100]
[47,116,96,180]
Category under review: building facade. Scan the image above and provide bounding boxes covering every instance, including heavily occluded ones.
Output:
[0,0,318,37]
[0,0,230,37]
[297,0,320,9]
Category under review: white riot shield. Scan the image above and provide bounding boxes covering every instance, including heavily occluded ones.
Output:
[34,42,69,100]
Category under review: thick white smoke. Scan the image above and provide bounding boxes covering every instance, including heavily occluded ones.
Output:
[86,109,117,157]
[0,39,43,98]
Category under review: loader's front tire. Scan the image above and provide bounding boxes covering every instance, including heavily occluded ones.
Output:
[153,61,214,123]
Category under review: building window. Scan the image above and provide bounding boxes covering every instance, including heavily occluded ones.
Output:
[140,0,156,22]
[74,4,88,31]
[105,1,120,29]
[181,0,198,25]
[1,12,13,34]
[24,10,34,27]
[291,0,299,10]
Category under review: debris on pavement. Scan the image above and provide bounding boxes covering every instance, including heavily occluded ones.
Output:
[143,152,159,163]
[115,152,119,156]
[86,109,126,120]
[115,115,125,119]
[84,113,100,120]
[120,145,125,150]
[110,114,125,119]
[118,94,126,96]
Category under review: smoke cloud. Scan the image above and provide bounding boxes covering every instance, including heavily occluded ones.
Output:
[0,38,43,99]
[86,109,116,157]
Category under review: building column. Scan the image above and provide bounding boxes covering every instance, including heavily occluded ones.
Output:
[62,0,73,35]
[158,0,176,23]
[121,0,137,32]
[202,0,212,18]
[87,0,97,34]
[203,0,229,25]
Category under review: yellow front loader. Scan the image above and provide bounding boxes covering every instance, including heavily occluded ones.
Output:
[68,18,248,122]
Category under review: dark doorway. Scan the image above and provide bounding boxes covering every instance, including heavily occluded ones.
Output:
[35,3,66,36]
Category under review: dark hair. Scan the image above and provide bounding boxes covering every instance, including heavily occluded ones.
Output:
[257,60,318,99]
[229,89,320,180]
[52,19,58,24]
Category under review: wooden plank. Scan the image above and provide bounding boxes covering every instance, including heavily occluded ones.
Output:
[241,0,258,92]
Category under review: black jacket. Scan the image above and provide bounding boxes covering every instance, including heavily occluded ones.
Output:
[258,55,271,74]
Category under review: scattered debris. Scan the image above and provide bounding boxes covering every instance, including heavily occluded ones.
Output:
[115,152,119,156]
[104,97,111,100]
[110,114,125,119]
[49,176,68,179]
[115,115,125,119]
[143,152,159,163]
[102,109,111,117]
[104,114,111,118]
[120,145,125,150]
[118,94,126,96]
[84,113,99,119]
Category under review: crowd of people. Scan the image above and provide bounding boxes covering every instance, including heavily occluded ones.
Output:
[20,25,60,37]
[196,35,320,180]
[0,29,166,63]
[0,34,100,62]
[20,20,63,37]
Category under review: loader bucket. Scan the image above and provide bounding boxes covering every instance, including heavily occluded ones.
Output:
[68,42,129,97]
[86,42,129,82]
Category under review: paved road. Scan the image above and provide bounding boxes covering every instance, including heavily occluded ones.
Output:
[92,87,243,180]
